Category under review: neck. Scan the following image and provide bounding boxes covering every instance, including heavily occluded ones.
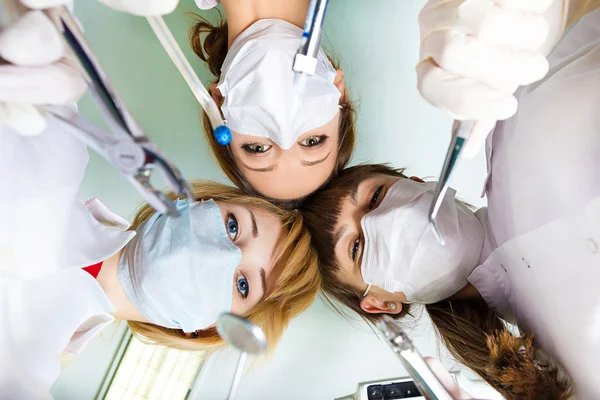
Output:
[222,0,310,47]
[97,249,149,323]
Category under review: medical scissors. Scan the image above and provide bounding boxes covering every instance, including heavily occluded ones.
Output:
[293,0,330,86]
[428,120,475,245]
[378,316,456,400]
[43,6,194,216]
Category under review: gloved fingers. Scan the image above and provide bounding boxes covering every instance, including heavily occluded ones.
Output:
[494,0,555,13]
[421,30,549,91]
[0,102,47,136]
[422,0,550,51]
[19,0,72,8]
[97,0,179,16]
[0,10,64,66]
[417,59,518,121]
[458,1,550,50]
[0,58,86,105]
[461,119,496,158]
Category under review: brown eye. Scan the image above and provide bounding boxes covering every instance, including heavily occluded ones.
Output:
[299,135,328,148]
[369,185,384,210]
[351,236,362,262]
[242,143,272,154]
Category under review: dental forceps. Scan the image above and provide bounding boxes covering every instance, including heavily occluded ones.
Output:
[378,316,455,400]
[43,6,194,216]
[145,16,231,146]
[293,0,330,87]
[428,120,475,245]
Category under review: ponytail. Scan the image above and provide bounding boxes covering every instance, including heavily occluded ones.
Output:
[189,12,228,77]
[426,301,573,399]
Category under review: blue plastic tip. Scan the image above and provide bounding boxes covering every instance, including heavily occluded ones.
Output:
[214,125,232,146]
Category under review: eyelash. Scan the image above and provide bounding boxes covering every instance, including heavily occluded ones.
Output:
[350,185,385,263]
[299,135,328,149]
[369,185,384,211]
[226,213,240,242]
[351,234,361,262]
[236,272,250,299]
[242,143,272,154]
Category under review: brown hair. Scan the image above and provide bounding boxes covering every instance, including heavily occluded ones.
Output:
[127,181,320,355]
[189,13,356,206]
[300,164,573,399]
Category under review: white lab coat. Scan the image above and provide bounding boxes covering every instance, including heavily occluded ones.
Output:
[0,120,135,398]
[467,9,600,398]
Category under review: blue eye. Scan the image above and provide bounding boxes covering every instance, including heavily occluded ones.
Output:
[237,274,249,299]
[227,213,239,241]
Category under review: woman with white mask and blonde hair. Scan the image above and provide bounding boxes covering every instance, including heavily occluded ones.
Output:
[301,2,600,397]
[0,2,319,397]
[189,0,356,204]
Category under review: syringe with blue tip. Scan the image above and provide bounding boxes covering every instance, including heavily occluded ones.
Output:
[146,16,231,146]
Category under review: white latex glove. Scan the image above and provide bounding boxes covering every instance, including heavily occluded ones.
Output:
[417,0,563,157]
[24,0,179,16]
[0,0,179,136]
[0,4,86,135]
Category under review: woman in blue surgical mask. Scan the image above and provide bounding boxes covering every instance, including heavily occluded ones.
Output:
[0,123,320,398]
[189,0,356,203]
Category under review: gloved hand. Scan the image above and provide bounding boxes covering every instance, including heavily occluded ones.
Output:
[24,0,179,16]
[417,0,562,157]
[0,3,86,136]
[0,0,179,136]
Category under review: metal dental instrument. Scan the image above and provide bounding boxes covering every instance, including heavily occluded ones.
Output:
[44,6,194,216]
[428,120,475,245]
[145,16,232,146]
[378,316,455,400]
[217,313,267,400]
[292,0,330,88]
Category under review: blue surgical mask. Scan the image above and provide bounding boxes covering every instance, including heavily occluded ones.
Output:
[118,199,242,332]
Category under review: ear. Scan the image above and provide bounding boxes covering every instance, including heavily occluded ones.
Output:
[334,68,347,102]
[409,176,425,183]
[208,82,224,107]
[360,295,402,315]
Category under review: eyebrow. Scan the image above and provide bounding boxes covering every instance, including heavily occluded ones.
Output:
[350,179,361,205]
[242,163,276,172]
[249,209,259,238]
[259,268,267,301]
[333,225,348,252]
[301,150,332,167]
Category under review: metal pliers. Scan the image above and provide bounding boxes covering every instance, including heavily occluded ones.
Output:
[43,6,194,216]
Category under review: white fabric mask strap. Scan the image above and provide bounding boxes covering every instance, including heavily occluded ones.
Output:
[363,284,372,297]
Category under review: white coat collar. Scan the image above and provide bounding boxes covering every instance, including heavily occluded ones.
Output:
[59,198,136,271]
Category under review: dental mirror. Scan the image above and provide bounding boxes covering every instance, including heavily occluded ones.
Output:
[217,313,267,400]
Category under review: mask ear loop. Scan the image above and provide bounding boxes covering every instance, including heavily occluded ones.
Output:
[363,284,372,297]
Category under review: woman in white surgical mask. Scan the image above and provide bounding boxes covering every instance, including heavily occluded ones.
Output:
[301,3,600,395]
[0,109,320,399]
[301,164,575,398]
[190,0,355,203]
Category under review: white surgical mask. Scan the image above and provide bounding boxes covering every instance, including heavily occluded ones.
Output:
[118,199,242,332]
[218,19,341,150]
[360,179,484,304]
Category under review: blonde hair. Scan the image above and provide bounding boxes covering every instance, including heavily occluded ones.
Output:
[127,181,320,354]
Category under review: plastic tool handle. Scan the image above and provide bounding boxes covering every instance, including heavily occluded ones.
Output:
[146,16,231,145]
